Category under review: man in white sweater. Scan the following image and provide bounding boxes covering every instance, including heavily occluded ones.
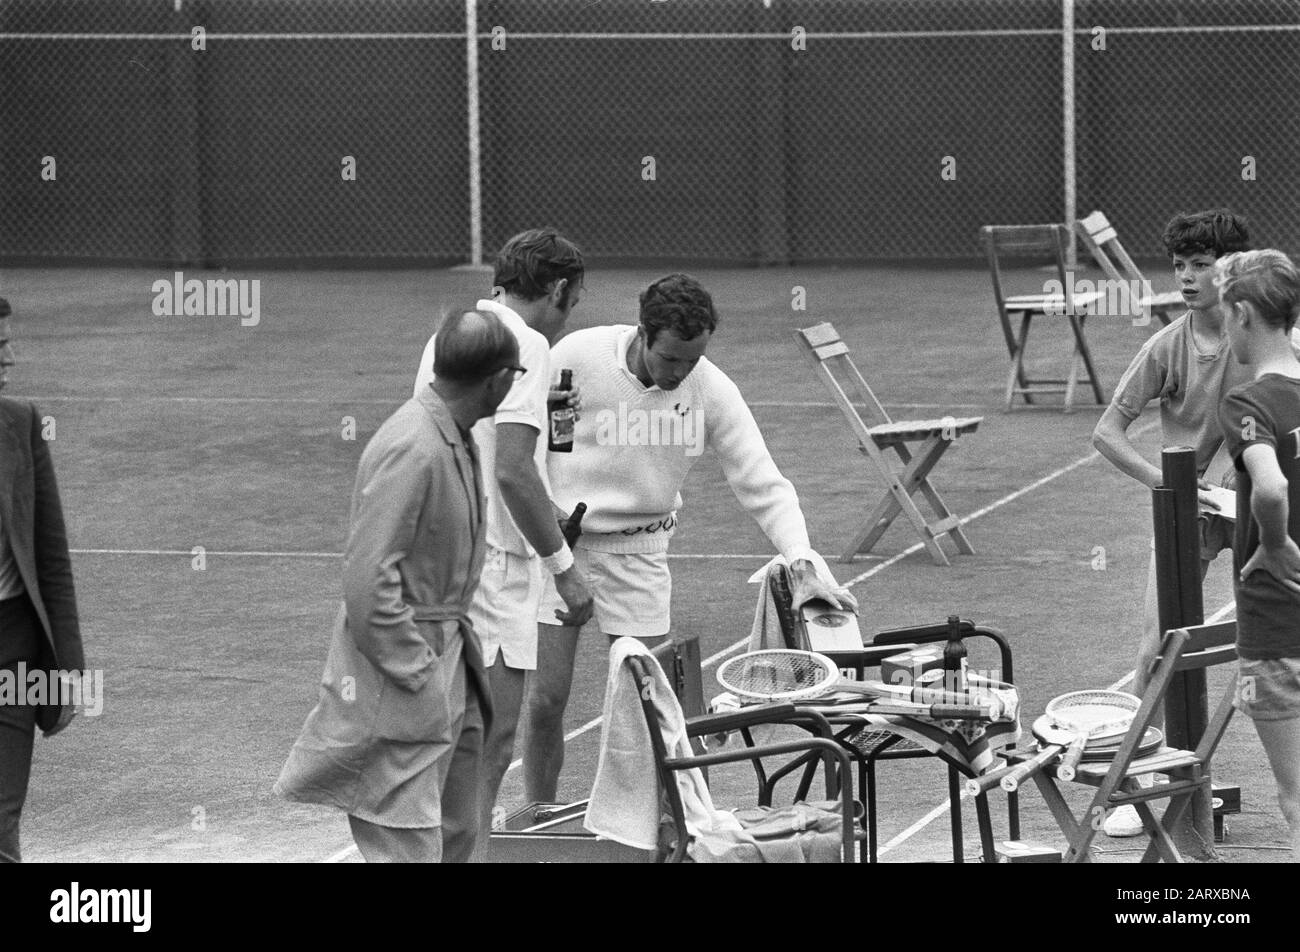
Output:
[414,228,594,858]
[524,273,856,802]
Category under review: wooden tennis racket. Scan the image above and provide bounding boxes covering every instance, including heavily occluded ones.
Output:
[998,690,1139,791]
[716,649,995,719]
[965,723,1163,797]
[804,697,997,720]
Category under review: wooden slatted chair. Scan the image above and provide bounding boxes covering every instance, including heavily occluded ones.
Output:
[980,223,1106,412]
[793,322,980,566]
[1005,621,1237,863]
[1075,210,1183,328]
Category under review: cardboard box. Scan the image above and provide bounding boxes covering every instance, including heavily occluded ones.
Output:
[994,840,1062,863]
[880,643,946,688]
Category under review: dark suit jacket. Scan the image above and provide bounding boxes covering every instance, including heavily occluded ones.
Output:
[0,397,83,730]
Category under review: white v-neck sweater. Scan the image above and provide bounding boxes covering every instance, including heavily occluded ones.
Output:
[546,325,813,559]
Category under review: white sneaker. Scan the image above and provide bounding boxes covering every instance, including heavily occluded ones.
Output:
[1103,804,1144,838]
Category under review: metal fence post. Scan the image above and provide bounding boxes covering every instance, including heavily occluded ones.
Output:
[168,0,203,265]
[754,0,788,265]
[465,0,483,267]
[1062,0,1077,268]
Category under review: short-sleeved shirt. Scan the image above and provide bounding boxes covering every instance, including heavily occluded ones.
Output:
[414,298,552,556]
[1110,313,1251,477]
[1219,375,1300,659]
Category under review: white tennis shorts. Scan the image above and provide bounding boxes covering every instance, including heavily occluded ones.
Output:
[469,546,545,670]
[535,547,672,638]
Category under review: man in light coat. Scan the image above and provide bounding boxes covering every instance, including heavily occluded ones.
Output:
[275,308,522,863]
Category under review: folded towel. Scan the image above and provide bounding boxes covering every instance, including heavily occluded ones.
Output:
[747,559,794,653]
[746,552,842,652]
[586,637,741,850]
[701,562,797,749]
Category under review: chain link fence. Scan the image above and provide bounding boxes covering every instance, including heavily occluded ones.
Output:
[1,0,466,264]
[2,0,1298,265]
[1076,0,1300,264]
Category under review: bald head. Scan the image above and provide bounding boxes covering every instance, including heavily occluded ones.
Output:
[433,308,520,382]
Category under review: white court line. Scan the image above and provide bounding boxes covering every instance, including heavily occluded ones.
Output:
[69,548,771,560]
[503,715,605,775]
[35,396,402,405]
[876,800,954,859]
[323,843,359,864]
[1206,600,1238,625]
[754,401,988,410]
[326,421,1156,861]
[72,548,343,558]
[30,395,980,410]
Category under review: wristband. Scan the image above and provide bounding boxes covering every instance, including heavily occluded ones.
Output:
[540,545,574,576]
[786,546,817,567]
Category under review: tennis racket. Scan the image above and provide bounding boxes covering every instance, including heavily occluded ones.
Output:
[805,697,998,720]
[1046,690,1141,780]
[965,724,1163,797]
[998,690,1139,791]
[716,649,994,719]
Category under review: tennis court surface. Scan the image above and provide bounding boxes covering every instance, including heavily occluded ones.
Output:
[10,263,1288,863]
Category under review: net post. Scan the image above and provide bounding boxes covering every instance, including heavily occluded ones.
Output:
[1153,446,1215,858]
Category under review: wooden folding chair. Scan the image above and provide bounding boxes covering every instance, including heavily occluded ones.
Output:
[1005,621,1236,863]
[1075,210,1183,327]
[793,322,980,566]
[980,223,1105,412]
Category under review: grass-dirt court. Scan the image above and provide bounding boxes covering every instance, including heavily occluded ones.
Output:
[8,262,1287,862]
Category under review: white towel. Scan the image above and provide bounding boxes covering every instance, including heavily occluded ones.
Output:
[748,563,790,653]
[705,559,814,747]
[746,553,843,646]
[585,638,741,850]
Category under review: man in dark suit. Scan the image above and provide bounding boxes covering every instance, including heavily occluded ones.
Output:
[0,298,85,863]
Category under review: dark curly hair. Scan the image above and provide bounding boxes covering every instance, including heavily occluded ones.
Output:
[1161,209,1251,259]
[638,274,717,349]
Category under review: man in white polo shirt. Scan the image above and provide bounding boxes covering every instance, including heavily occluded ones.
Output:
[414,229,594,858]
[523,273,856,803]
